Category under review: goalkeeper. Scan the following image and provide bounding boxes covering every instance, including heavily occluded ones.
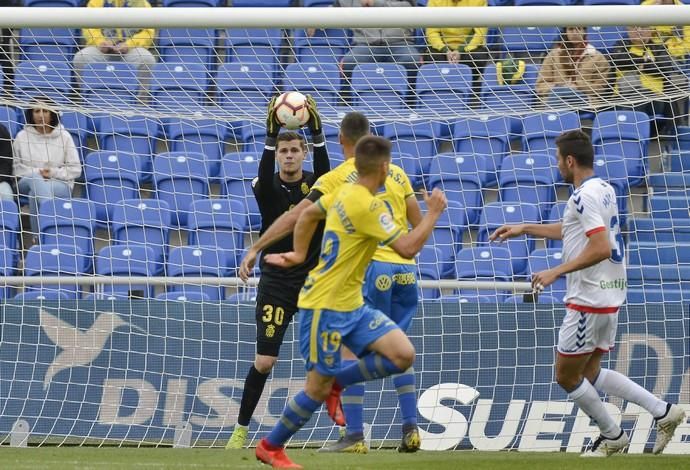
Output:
[226,96,329,449]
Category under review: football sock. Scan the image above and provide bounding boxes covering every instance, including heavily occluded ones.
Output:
[237,365,269,427]
[341,360,365,436]
[335,353,405,388]
[393,367,418,431]
[594,368,667,418]
[266,390,321,447]
[568,379,621,438]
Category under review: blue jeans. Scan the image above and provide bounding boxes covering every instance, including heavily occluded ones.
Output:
[18,175,72,235]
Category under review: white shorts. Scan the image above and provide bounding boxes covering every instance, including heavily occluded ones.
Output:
[557,308,618,356]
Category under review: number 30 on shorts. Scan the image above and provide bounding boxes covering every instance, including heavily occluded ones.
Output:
[261,305,285,325]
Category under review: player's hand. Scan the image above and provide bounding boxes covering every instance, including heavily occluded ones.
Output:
[266,95,281,138]
[305,94,322,135]
[446,50,460,63]
[238,248,258,283]
[98,40,114,54]
[489,224,525,242]
[422,188,447,214]
[40,168,51,179]
[531,268,560,294]
[114,42,129,55]
[264,251,304,268]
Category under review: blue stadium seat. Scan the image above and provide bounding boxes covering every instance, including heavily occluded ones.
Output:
[216,62,276,116]
[351,63,409,115]
[84,151,141,223]
[588,26,628,56]
[521,111,581,154]
[627,265,690,303]
[60,111,91,162]
[162,0,222,6]
[428,153,487,225]
[232,0,292,5]
[585,0,638,4]
[150,62,209,111]
[238,122,268,154]
[96,115,160,179]
[25,0,81,5]
[18,28,76,62]
[81,62,139,108]
[453,116,511,187]
[0,105,19,138]
[649,195,690,220]
[647,172,690,196]
[515,0,564,4]
[477,202,541,275]
[321,121,344,157]
[626,217,690,244]
[96,245,162,298]
[24,245,89,299]
[225,28,283,66]
[455,246,513,301]
[38,198,97,259]
[165,119,226,179]
[220,152,261,230]
[0,200,20,269]
[500,26,560,57]
[593,155,629,224]
[419,200,466,277]
[527,248,566,298]
[227,287,258,304]
[415,63,472,114]
[383,121,441,187]
[153,152,211,227]
[591,111,650,186]
[14,60,72,103]
[111,199,172,264]
[498,152,558,220]
[14,291,71,301]
[188,198,246,267]
[157,28,217,70]
[417,246,444,281]
[282,62,341,110]
[167,246,230,300]
[293,28,350,63]
[546,201,567,249]
[628,242,690,266]
[481,63,539,119]
[156,291,212,302]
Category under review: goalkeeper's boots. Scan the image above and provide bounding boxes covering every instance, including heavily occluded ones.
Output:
[256,438,303,469]
[325,381,346,426]
[397,427,421,453]
[225,425,248,450]
[319,432,368,454]
[653,403,686,454]
[580,430,629,457]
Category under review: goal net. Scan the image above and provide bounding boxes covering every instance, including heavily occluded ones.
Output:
[0,4,688,452]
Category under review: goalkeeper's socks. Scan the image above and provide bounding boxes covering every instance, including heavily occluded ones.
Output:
[266,391,321,447]
[237,365,270,427]
[341,369,365,436]
[567,379,621,438]
[335,353,405,388]
[393,367,418,429]
[593,368,667,418]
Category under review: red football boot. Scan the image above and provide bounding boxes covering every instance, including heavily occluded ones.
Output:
[255,438,303,469]
[325,381,345,426]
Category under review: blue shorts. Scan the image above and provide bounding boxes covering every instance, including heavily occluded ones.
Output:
[298,304,399,376]
[363,261,418,332]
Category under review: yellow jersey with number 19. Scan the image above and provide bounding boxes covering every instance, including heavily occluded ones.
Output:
[297,183,404,312]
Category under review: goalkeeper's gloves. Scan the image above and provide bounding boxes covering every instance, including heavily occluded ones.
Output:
[305,94,325,146]
[266,94,281,140]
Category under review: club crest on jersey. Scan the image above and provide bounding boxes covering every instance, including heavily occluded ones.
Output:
[301,182,309,195]
[379,213,396,233]
[265,324,276,338]
[375,274,393,291]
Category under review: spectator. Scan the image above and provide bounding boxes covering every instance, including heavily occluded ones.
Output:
[13,101,81,237]
[425,0,490,97]
[336,0,420,98]
[73,0,156,93]
[0,122,13,201]
[610,25,688,133]
[642,0,690,61]
[536,26,610,106]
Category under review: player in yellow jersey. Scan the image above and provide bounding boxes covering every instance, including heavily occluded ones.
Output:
[254,136,446,470]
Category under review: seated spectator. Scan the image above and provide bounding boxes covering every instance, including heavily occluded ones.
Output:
[536,26,610,106]
[13,101,81,238]
[73,0,156,93]
[0,122,13,201]
[610,25,688,133]
[642,0,690,61]
[425,0,490,97]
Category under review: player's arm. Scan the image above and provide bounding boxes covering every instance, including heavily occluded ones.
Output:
[490,222,563,241]
[305,95,330,178]
[389,189,447,259]
[405,195,422,228]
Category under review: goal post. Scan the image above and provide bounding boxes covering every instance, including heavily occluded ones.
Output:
[0,5,688,453]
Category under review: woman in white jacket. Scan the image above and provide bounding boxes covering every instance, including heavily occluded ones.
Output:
[13,103,81,236]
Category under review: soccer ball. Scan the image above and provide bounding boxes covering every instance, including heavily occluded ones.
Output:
[274,91,310,130]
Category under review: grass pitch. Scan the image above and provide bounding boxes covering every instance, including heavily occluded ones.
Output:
[1,447,689,470]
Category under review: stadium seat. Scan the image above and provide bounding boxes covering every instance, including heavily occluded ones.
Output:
[545,201,567,249]
[60,111,91,162]
[164,119,226,179]
[415,63,472,115]
[282,62,341,110]
[591,110,650,186]
[24,245,89,299]
[153,152,212,227]
[419,200,466,277]
[453,116,511,187]
[96,115,160,180]
[13,291,71,301]
[649,195,690,220]
[219,152,261,231]
[227,287,258,304]
[111,199,172,265]
[626,217,690,244]
[237,122,269,154]
[585,0,638,4]
[216,62,276,117]
[0,105,19,138]
[587,26,628,56]
[627,265,690,303]
[167,246,230,300]
[647,172,690,196]
[477,202,541,275]
[84,151,141,224]
[14,60,72,104]
[156,291,212,302]
[628,242,690,266]
[383,121,442,187]
[188,198,246,268]
[428,153,487,225]
[500,26,560,58]
[480,63,539,116]
[321,121,344,157]
[157,28,217,70]
[521,111,581,154]
[150,62,209,111]
[0,200,21,269]
[293,28,350,63]
[232,0,292,5]
[515,0,564,4]
[162,0,222,6]
[351,63,409,115]
[96,245,162,298]
[527,248,566,298]
[24,0,81,5]
[454,246,513,301]
[38,198,97,260]
[498,152,558,221]
[593,155,629,224]
[18,28,76,62]
[225,28,284,67]
[80,62,139,108]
